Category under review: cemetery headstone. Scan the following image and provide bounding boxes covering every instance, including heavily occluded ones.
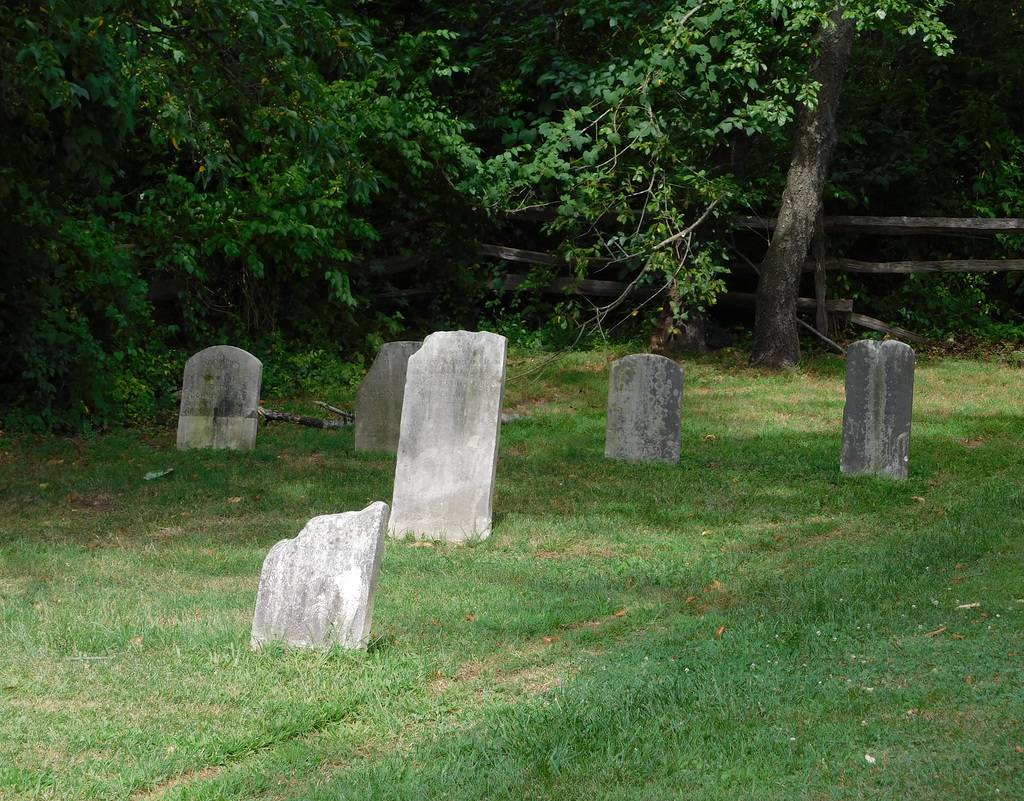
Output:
[841,339,915,479]
[388,331,507,543]
[355,341,423,453]
[605,353,685,464]
[176,345,263,451]
[250,502,390,651]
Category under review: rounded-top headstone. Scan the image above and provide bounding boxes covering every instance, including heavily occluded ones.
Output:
[176,345,263,451]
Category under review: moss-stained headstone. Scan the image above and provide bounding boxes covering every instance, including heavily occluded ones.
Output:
[605,353,685,464]
[841,340,915,479]
[355,341,423,453]
[250,502,389,651]
[388,331,507,542]
[176,345,263,451]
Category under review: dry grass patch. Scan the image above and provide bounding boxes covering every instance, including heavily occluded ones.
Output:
[697,579,743,611]
[797,527,872,550]
[130,765,226,801]
[501,661,577,696]
[271,451,328,468]
[6,696,109,714]
[65,493,121,512]
[532,543,618,560]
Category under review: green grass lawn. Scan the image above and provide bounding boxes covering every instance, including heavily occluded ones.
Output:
[1,346,1022,800]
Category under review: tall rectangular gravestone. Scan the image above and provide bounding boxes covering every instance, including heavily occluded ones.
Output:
[355,341,423,453]
[605,353,685,464]
[251,502,389,651]
[841,340,915,479]
[388,331,507,542]
[177,345,263,451]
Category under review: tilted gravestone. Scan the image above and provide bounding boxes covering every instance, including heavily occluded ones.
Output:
[605,353,685,464]
[355,341,423,453]
[388,331,507,542]
[841,339,915,479]
[176,345,263,451]
[250,502,389,651]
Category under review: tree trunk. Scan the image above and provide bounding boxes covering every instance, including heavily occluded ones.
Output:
[751,10,856,368]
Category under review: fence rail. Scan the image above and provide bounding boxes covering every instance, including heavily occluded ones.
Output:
[475,216,1024,345]
[735,215,1024,236]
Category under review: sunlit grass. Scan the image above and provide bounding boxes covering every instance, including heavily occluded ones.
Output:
[1,346,1022,800]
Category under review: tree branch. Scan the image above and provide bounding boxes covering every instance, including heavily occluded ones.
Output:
[652,194,726,252]
[258,406,353,429]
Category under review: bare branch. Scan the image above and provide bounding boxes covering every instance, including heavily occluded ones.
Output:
[652,194,726,252]
[258,407,353,429]
[312,401,355,423]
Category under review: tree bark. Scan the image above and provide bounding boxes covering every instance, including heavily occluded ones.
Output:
[751,10,856,368]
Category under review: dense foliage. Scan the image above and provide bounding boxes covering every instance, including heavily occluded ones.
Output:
[830,1,1024,336]
[1,0,1021,430]
[0,0,483,430]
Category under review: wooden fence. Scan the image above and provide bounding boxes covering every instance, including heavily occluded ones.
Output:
[479,216,1024,344]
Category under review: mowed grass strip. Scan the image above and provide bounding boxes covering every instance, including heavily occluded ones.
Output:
[1,347,1022,800]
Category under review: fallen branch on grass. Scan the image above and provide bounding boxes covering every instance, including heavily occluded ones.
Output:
[258,404,530,431]
[258,405,354,429]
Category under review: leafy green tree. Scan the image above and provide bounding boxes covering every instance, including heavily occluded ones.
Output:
[3,0,1020,431]
[751,1,954,367]
[394,1,956,357]
[751,8,857,367]
[0,0,482,430]
[449,1,824,340]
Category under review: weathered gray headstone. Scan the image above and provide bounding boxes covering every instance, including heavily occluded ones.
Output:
[605,353,684,464]
[250,502,389,651]
[841,340,915,479]
[355,341,423,453]
[176,345,263,451]
[388,331,507,542]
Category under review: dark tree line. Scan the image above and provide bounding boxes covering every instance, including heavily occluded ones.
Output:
[1,0,1021,431]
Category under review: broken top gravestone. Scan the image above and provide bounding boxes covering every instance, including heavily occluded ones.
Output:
[250,502,389,651]
[176,345,263,451]
[388,331,507,543]
[841,339,915,479]
[605,353,685,464]
[355,341,423,453]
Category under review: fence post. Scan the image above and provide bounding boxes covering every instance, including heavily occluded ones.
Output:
[814,211,829,334]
